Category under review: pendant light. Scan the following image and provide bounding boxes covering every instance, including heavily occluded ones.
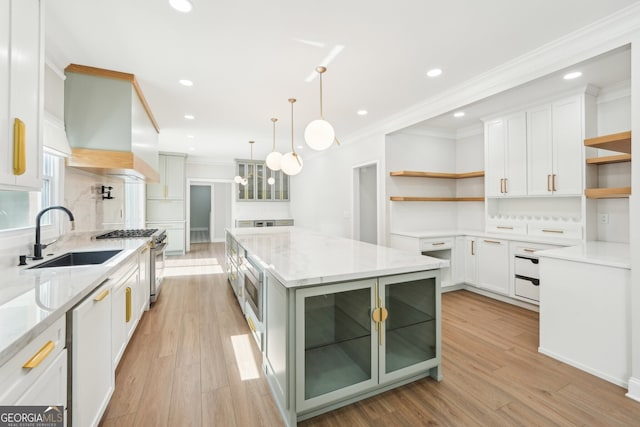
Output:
[234,141,254,186]
[281,99,303,176]
[265,118,282,171]
[304,66,337,151]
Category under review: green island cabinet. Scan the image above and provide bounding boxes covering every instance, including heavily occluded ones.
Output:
[264,270,441,425]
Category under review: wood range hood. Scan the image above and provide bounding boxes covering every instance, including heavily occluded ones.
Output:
[64,64,161,183]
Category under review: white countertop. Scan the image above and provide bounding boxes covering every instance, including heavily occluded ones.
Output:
[537,241,630,269]
[391,229,582,246]
[0,232,149,366]
[228,227,447,288]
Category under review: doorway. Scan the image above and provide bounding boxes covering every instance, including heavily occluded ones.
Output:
[187,180,233,248]
[190,185,212,243]
[353,162,378,244]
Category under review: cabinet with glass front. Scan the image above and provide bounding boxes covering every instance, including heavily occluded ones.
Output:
[236,160,289,201]
[294,270,441,415]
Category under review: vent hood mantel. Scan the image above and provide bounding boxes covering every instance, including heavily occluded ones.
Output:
[64,64,160,182]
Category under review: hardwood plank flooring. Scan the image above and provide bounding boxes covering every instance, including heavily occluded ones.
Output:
[100,242,640,426]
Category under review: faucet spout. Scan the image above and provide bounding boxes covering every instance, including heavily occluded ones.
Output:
[34,206,75,260]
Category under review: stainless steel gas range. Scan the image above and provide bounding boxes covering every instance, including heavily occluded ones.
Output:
[95,228,168,304]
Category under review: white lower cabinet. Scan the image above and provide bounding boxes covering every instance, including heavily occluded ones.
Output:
[70,281,113,427]
[0,316,66,407]
[111,259,139,368]
[463,236,478,285]
[147,221,185,255]
[476,238,509,295]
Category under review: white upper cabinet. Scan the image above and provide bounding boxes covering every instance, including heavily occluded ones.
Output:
[147,154,185,200]
[0,0,43,190]
[527,96,584,196]
[485,112,527,197]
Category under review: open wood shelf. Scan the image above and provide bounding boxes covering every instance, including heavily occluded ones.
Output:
[390,170,484,179]
[584,187,631,199]
[584,131,631,154]
[586,154,631,165]
[390,196,485,202]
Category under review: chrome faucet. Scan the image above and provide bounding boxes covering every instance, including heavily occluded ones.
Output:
[34,206,75,260]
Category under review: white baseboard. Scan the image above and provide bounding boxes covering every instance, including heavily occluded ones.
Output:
[538,347,628,388]
[461,284,539,312]
[626,377,640,402]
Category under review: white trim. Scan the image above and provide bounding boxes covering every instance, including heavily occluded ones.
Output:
[626,377,640,402]
[596,79,631,104]
[394,127,456,139]
[186,157,236,166]
[538,347,628,388]
[339,4,640,145]
[44,58,66,81]
[352,161,380,245]
[186,178,234,251]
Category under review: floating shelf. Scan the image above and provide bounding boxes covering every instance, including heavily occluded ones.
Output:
[390,170,484,179]
[390,196,485,202]
[584,187,631,199]
[584,131,631,154]
[586,154,631,165]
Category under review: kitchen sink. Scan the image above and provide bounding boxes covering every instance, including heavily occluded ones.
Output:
[29,250,122,269]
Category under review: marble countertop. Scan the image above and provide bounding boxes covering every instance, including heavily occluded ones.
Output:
[391,229,581,246]
[537,241,630,269]
[0,232,149,366]
[228,227,447,288]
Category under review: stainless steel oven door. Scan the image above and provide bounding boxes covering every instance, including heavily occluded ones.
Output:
[244,259,263,321]
[150,240,167,303]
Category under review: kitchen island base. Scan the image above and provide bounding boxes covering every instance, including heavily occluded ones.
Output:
[264,270,442,426]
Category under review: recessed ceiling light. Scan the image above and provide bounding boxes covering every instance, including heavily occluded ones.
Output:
[453,111,465,118]
[563,71,582,80]
[357,110,368,116]
[184,114,195,120]
[169,0,192,13]
[179,79,193,87]
[426,68,442,78]
[187,134,194,139]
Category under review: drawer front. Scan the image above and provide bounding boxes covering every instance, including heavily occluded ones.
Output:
[0,315,66,404]
[236,220,255,228]
[514,256,539,279]
[528,224,582,239]
[486,223,527,234]
[420,238,453,251]
[514,277,540,302]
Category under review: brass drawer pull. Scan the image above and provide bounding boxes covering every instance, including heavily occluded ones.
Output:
[542,229,564,234]
[23,340,55,369]
[13,118,26,175]
[126,287,132,322]
[523,248,537,253]
[484,239,501,244]
[247,316,256,332]
[94,289,109,302]
[496,226,513,230]
[431,242,446,246]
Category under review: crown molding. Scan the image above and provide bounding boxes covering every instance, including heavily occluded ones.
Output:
[597,79,631,104]
[341,2,640,146]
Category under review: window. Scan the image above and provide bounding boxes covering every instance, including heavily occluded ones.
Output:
[0,152,61,232]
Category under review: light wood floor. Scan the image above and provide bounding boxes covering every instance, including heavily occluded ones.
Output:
[100,243,640,426]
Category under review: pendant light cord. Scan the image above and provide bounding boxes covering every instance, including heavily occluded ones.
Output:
[319,72,324,119]
[289,98,301,166]
[271,118,277,150]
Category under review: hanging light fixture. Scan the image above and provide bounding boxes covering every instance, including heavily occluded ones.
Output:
[234,141,255,185]
[305,66,338,151]
[265,118,282,171]
[281,99,303,176]
[267,176,275,186]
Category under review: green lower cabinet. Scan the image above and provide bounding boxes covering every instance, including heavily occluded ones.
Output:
[295,270,441,416]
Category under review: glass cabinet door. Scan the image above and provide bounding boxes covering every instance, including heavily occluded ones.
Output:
[378,271,439,382]
[296,279,377,411]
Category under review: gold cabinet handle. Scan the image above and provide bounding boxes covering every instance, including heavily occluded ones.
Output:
[125,287,132,322]
[164,185,168,198]
[524,248,536,253]
[23,340,55,369]
[499,178,504,194]
[484,239,501,244]
[552,174,557,191]
[547,174,551,192]
[13,118,26,175]
[94,289,109,302]
[504,178,508,194]
[471,240,475,255]
[542,229,564,234]
[431,242,446,246]
[496,226,513,230]
[247,316,256,332]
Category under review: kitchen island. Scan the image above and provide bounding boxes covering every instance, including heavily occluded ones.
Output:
[225,227,446,426]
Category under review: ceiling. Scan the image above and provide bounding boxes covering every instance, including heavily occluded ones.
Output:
[44,0,638,161]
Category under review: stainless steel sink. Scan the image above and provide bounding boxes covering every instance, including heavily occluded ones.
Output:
[29,250,122,269]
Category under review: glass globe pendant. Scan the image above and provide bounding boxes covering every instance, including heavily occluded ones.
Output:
[304,66,337,151]
[266,118,282,171]
[281,98,303,176]
[267,176,275,185]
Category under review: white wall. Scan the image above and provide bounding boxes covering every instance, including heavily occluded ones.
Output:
[290,133,386,240]
[213,183,231,240]
[357,164,377,244]
[595,84,631,242]
[455,129,485,231]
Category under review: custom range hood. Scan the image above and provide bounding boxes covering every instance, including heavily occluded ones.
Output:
[64,64,160,182]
